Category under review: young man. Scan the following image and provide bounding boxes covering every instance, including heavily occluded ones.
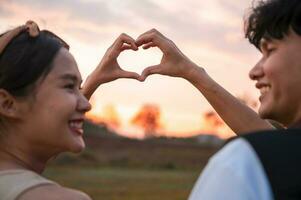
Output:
[135,0,301,199]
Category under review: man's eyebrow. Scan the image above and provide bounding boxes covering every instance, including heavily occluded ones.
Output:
[259,39,267,51]
[59,74,82,84]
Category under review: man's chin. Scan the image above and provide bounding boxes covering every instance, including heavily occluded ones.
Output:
[258,106,269,119]
[259,106,285,126]
[258,106,275,121]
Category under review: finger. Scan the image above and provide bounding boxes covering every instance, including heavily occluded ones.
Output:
[142,42,155,49]
[140,65,161,81]
[135,33,154,47]
[0,25,27,54]
[136,31,168,53]
[136,32,162,51]
[136,28,164,47]
[120,70,141,80]
[120,44,133,51]
[115,33,138,51]
[108,34,138,58]
[136,29,157,46]
[25,21,40,37]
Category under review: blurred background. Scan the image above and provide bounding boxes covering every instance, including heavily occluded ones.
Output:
[0,0,260,199]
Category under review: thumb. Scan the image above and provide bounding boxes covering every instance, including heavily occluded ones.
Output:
[140,65,161,81]
[120,70,141,80]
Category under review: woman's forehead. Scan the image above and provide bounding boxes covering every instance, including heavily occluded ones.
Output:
[49,48,81,81]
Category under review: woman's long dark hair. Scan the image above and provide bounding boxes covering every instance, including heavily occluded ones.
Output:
[0,30,66,97]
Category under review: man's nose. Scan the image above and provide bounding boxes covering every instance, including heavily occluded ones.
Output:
[249,58,264,80]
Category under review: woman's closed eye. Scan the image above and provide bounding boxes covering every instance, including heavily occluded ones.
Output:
[59,74,82,92]
[64,83,76,91]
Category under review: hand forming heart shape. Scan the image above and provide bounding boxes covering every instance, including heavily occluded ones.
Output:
[83,29,200,99]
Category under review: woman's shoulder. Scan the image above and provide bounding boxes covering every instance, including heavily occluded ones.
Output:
[0,169,91,200]
[18,184,92,200]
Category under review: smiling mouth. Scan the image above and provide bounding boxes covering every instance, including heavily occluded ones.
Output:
[258,85,271,102]
[69,120,84,135]
[259,86,271,95]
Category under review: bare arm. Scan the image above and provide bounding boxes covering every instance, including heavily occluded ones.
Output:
[81,33,141,100]
[136,29,274,135]
[185,65,274,134]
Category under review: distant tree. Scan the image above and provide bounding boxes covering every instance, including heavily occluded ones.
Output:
[131,104,162,138]
[201,111,223,134]
[201,110,235,138]
[200,94,259,138]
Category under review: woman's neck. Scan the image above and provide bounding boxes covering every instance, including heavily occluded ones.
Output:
[0,139,52,174]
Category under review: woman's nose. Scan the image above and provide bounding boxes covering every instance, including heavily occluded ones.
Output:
[78,93,92,113]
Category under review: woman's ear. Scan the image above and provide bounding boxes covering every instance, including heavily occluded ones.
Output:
[0,89,19,119]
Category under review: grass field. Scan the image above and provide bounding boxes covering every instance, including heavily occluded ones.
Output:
[42,122,222,200]
[44,166,202,200]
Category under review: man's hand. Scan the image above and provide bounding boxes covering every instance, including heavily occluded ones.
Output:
[135,29,200,82]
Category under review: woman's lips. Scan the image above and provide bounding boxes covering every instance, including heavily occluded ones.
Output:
[69,120,84,136]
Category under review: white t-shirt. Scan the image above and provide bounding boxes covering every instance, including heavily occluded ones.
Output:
[188,138,273,200]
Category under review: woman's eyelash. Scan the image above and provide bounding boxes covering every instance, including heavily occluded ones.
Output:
[64,83,83,91]
[65,83,75,89]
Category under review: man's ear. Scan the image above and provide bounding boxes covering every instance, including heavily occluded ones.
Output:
[0,89,20,119]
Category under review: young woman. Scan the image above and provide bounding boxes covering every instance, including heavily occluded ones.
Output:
[0,21,140,200]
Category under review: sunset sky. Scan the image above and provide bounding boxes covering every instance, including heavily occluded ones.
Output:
[0,0,262,138]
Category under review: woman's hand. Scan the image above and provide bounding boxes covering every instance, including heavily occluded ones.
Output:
[135,29,201,82]
[93,33,141,84]
[82,33,141,99]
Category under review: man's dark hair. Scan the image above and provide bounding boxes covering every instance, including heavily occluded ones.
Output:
[0,31,66,97]
[245,0,301,49]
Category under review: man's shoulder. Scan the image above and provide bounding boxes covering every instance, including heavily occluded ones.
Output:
[211,138,254,165]
[217,128,298,160]
[242,128,288,139]
[189,137,273,200]
[18,184,92,200]
[241,128,301,149]
[208,137,267,175]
